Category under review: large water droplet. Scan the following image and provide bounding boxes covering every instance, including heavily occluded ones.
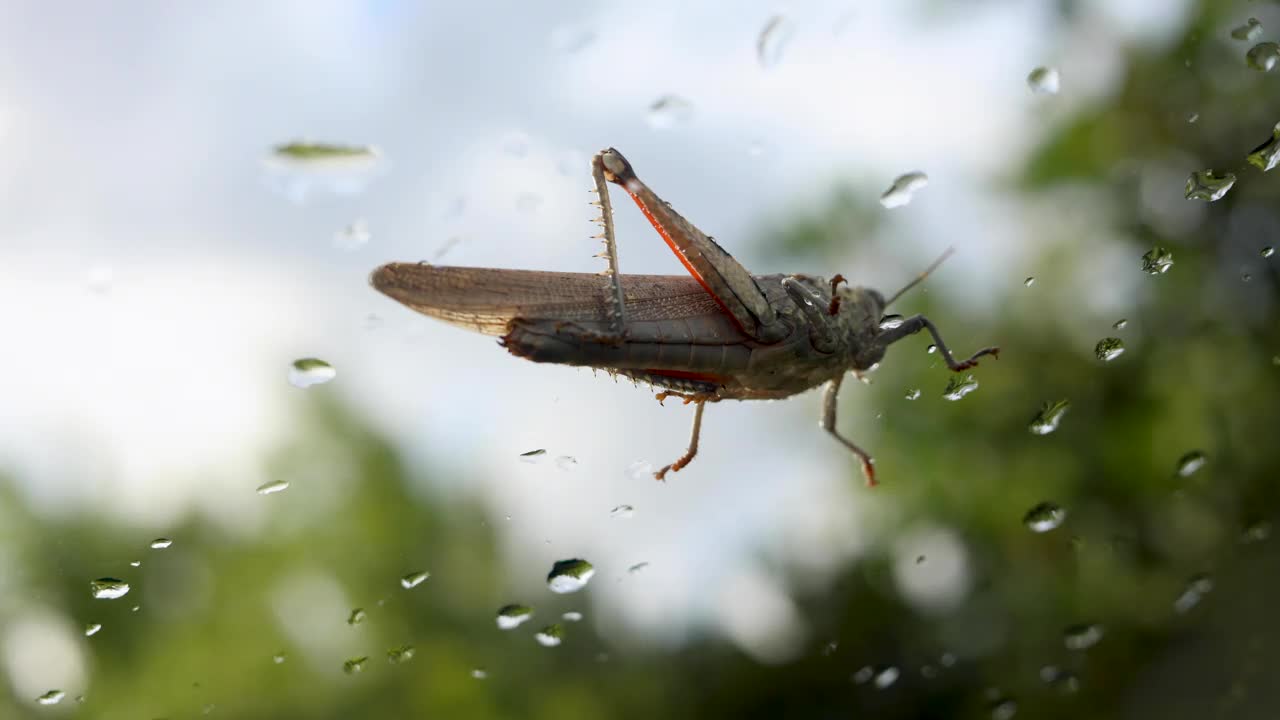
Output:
[1029,400,1070,435]
[36,690,66,706]
[496,604,534,630]
[256,479,290,496]
[535,624,564,647]
[1095,337,1125,362]
[1175,450,1206,477]
[1026,66,1060,95]
[1023,502,1066,533]
[1063,623,1104,650]
[1232,18,1264,42]
[547,559,595,593]
[1185,170,1236,201]
[1173,574,1213,613]
[646,95,694,129]
[757,15,795,69]
[288,358,336,389]
[1247,122,1280,172]
[347,608,367,626]
[610,504,634,519]
[1141,247,1174,275]
[879,172,928,209]
[400,570,429,589]
[343,656,368,674]
[84,622,102,637]
[90,578,130,600]
[942,374,978,401]
[150,538,172,550]
[878,314,906,330]
[1246,41,1280,71]
[387,645,416,664]
[333,219,371,251]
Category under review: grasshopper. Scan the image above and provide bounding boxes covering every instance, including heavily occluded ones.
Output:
[371,149,997,485]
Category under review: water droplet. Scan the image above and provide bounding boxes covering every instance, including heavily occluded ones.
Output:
[535,624,564,647]
[1023,276,1035,287]
[646,95,694,129]
[942,374,979,401]
[1173,573,1213,613]
[627,561,650,575]
[387,645,415,664]
[873,666,900,689]
[1095,337,1125,362]
[851,666,874,684]
[547,558,595,593]
[400,570,429,589]
[150,538,172,549]
[1246,41,1280,72]
[90,578,130,600]
[1176,450,1206,477]
[1023,502,1066,533]
[1262,246,1275,258]
[343,656,368,674]
[879,171,929,209]
[878,314,906,330]
[256,479,290,496]
[549,24,596,54]
[1027,66,1060,95]
[332,219,371,251]
[1141,246,1174,275]
[471,668,488,679]
[288,358,336,389]
[989,698,1018,720]
[1185,170,1236,201]
[562,611,583,622]
[496,604,534,630]
[610,504,634,519]
[272,652,287,664]
[926,344,937,354]
[129,560,141,568]
[554,455,578,471]
[130,605,140,612]
[36,690,66,706]
[1113,318,1128,329]
[905,388,922,400]
[1247,122,1280,172]
[519,448,546,463]
[1187,112,1200,124]
[1232,18,1264,42]
[757,15,795,69]
[347,608,367,626]
[84,622,102,637]
[1028,400,1070,435]
[1063,623,1105,650]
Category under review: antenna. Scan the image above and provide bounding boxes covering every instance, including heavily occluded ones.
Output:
[884,246,955,307]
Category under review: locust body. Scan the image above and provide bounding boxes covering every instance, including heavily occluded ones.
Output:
[372,149,997,484]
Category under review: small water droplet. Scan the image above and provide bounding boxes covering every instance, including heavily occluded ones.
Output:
[627,561,650,575]
[130,605,140,612]
[496,604,534,630]
[84,622,102,637]
[535,624,564,647]
[90,578,130,600]
[879,171,929,209]
[554,455,578,471]
[1262,246,1275,258]
[36,690,65,706]
[1113,318,1128,329]
[1063,623,1105,650]
[347,608,367,626]
[562,611,583,622]
[400,570,429,589]
[471,668,488,679]
[1029,400,1070,435]
[926,344,937,354]
[387,645,416,664]
[757,15,795,69]
[519,448,546,463]
[1246,41,1280,72]
[1095,337,1125,362]
[1232,18,1264,42]
[547,558,595,593]
[129,560,141,568]
[150,538,172,549]
[1027,66,1060,95]
[1185,170,1236,201]
[332,219,371,251]
[1187,112,1200,124]
[1141,246,1174,275]
[905,388,921,400]
[989,698,1018,720]
[1023,502,1066,533]
[288,358,336,388]
[942,374,979,401]
[1176,450,1206,477]
[1247,122,1280,172]
[873,666,900,689]
[1023,276,1035,287]
[343,656,368,674]
[878,314,906,330]
[646,95,694,129]
[256,479,289,496]
[610,504,634,519]
[1173,573,1213,613]
[272,652,287,664]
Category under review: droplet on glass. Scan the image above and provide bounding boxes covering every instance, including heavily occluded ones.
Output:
[879,171,929,209]
[1246,122,1280,172]
[627,561,650,575]
[1113,318,1128,329]
[1095,337,1125,362]
[84,622,102,637]
[757,15,795,69]
[610,504,634,519]
[150,538,172,550]
[90,578,130,600]
[387,645,416,664]
[496,604,534,630]
[1176,450,1206,477]
[1246,41,1280,72]
[1232,18,1263,42]
[878,314,905,330]
[646,95,694,129]
[400,570,430,589]
[256,479,290,496]
[874,666,900,689]
[1184,170,1236,201]
[288,358,336,389]
[1027,66,1060,95]
[1141,247,1174,275]
[1023,276,1035,287]
[554,455,578,471]
[905,388,921,400]
[1262,246,1275,258]
[1029,399,1070,435]
[1173,573,1213,613]
[562,611,583,622]
[942,374,978,401]
[1063,623,1105,650]
[547,558,595,593]
[36,690,66,706]
[535,624,564,647]
[343,656,368,675]
[1023,502,1066,533]
[347,608,367,626]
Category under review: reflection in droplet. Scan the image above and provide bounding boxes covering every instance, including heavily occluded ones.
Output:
[90,578,130,600]
[333,219,371,251]
[1232,18,1263,42]
[878,314,905,330]
[1246,41,1280,72]
[1247,122,1280,172]
[347,608,367,626]
[1184,170,1236,201]
[84,622,102,637]
[1029,400,1070,435]
[496,604,534,630]
[547,559,595,593]
[1026,66,1060,95]
[1023,502,1066,533]
[1063,623,1105,650]
[646,95,694,129]
[1141,247,1174,275]
[880,172,929,209]
[1095,337,1125,362]
[256,479,289,496]
[400,570,429,589]
[942,374,978,401]
[288,358,336,389]
[1113,318,1128,329]
[535,624,564,647]
[343,656,368,674]
[36,690,66,706]
[610,504,634,519]
[905,389,922,401]
[757,15,795,69]
[1176,450,1206,477]
[387,645,416,664]
[1173,574,1213,613]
